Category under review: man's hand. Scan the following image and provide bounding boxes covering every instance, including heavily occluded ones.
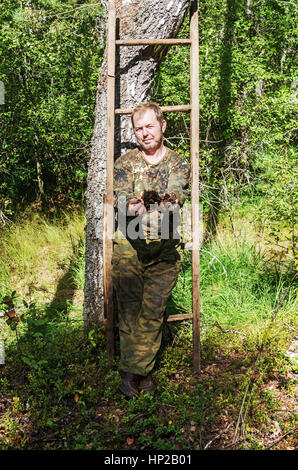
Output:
[159,193,179,212]
[128,198,146,216]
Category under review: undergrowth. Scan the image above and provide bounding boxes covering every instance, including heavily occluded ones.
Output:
[0,209,297,450]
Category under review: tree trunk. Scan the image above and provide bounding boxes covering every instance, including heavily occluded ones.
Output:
[84,0,190,329]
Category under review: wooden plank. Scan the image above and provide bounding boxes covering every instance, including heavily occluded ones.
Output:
[115,104,191,115]
[116,38,191,46]
[190,0,201,376]
[167,313,193,322]
[100,313,194,326]
[103,193,108,317]
[104,0,116,362]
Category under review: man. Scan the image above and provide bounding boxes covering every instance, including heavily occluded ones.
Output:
[112,102,190,398]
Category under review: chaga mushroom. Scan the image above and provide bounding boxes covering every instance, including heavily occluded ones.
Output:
[142,190,162,210]
[160,193,177,204]
[142,190,178,210]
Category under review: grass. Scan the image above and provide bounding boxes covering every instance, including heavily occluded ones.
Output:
[0,209,86,304]
[172,237,296,336]
[0,206,297,450]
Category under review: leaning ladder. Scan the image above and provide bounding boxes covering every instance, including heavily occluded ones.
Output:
[103,0,200,374]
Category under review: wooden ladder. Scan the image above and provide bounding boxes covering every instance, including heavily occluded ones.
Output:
[103,0,200,374]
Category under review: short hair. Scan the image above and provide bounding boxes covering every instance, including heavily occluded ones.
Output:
[131,101,164,128]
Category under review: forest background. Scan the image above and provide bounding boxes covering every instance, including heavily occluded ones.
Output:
[0,0,297,451]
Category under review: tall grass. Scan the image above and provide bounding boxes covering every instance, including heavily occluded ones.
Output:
[171,238,296,334]
[1,208,296,336]
[67,234,85,290]
[1,208,296,452]
[0,210,86,297]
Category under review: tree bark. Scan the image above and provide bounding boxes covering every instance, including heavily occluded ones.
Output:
[84,0,190,328]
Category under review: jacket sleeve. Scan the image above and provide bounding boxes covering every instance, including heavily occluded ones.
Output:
[167,154,190,206]
[113,155,135,210]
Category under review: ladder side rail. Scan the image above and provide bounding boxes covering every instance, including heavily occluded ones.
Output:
[115,105,192,115]
[190,0,201,376]
[105,0,116,361]
[116,38,191,45]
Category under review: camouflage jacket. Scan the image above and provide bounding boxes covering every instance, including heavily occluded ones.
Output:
[113,147,190,207]
[113,147,190,263]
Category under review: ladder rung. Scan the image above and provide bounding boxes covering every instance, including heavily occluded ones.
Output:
[167,313,193,322]
[115,104,191,115]
[101,314,193,326]
[116,38,191,46]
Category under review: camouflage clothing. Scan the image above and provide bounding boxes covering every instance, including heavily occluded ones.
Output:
[113,146,190,208]
[112,146,190,376]
[114,147,190,263]
[112,239,181,376]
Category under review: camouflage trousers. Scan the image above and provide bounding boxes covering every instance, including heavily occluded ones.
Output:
[111,238,181,377]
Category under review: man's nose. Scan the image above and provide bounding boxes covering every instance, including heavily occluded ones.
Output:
[142,128,149,137]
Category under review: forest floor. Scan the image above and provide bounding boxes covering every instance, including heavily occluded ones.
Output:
[0,208,297,451]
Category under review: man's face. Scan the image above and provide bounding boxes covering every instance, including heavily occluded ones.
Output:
[133,109,166,153]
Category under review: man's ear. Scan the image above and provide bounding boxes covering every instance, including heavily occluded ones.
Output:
[161,120,167,134]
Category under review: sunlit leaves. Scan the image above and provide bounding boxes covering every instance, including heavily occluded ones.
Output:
[0,0,104,210]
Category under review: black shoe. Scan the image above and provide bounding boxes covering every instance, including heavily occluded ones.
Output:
[138,374,156,394]
[119,371,140,399]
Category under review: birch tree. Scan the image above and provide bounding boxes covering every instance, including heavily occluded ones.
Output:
[84,0,190,328]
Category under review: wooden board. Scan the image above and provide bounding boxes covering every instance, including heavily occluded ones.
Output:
[190,0,201,376]
[116,38,191,45]
[115,104,191,114]
[104,0,116,361]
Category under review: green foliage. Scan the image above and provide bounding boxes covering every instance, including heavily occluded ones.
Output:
[152,0,297,236]
[0,2,297,451]
[0,0,296,224]
[68,233,85,289]
[171,239,297,335]
[1,216,297,450]
[0,208,85,296]
[254,147,297,258]
[0,0,104,213]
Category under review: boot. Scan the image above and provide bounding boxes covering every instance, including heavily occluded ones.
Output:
[119,371,139,399]
[138,373,156,394]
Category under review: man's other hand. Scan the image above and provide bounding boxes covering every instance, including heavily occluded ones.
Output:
[159,197,179,212]
[128,198,146,216]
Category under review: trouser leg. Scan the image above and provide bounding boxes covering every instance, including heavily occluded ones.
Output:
[129,260,181,376]
[111,250,144,374]
[112,243,181,376]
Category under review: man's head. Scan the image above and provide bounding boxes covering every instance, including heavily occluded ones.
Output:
[131,102,166,154]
